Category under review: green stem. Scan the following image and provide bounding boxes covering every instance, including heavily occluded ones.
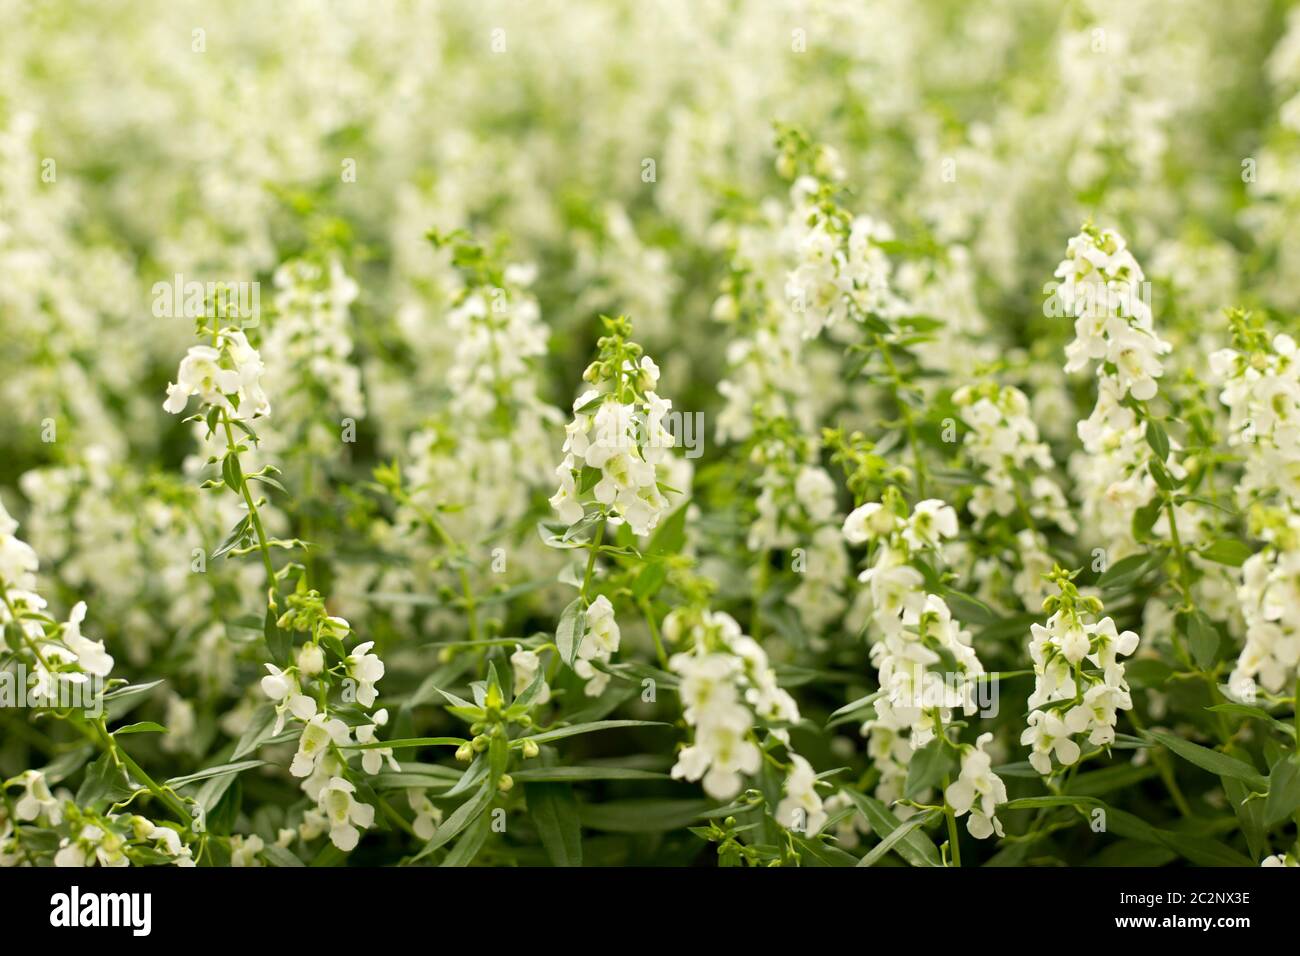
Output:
[420,507,480,644]
[932,708,961,867]
[1162,497,1231,743]
[640,598,670,669]
[876,333,927,498]
[219,410,277,595]
[80,719,191,825]
[1,585,55,675]
[581,519,606,602]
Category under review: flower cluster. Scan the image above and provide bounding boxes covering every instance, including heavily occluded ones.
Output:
[953,383,1075,534]
[1056,226,1177,556]
[843,492,991,810]
[0,502,114,701]
[263,257,365,451]
[1022,570,1139,775]
[842,494,982,738]
[551,318,680,537]
[1208,316,1300,701]
[163,328,271,421]
[666,607,801,802]
[261,584,391,850]
[945,733,1008,839]
[783,175,895,339]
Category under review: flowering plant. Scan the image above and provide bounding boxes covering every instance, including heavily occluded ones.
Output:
[3,0,1299,872]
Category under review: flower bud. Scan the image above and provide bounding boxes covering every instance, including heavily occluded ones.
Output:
[521,739,539,759]
[296,642,325,677]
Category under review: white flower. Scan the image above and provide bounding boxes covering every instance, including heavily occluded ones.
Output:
[61,602,113,678]
[843,502,895,544]
[296,642,325,677]
[574,595,620,696]
[510,647,550,704]
[548,458,584,526]
[1021,710,1082,775]
[902,499,959,550]
[291,714,351,778]
[11,770,61,824]
[230,833,264,867]
[0,513,39,591]
[54,824,128,868]
[163,345,239,414]
[667,611,798,801]
[345,640,385,708]
[776,755,827,835]
[319,776,375,851]
[944,734,1007,839]
[408,789,442,841]
[261,663,317,734]
[356,710,400,775]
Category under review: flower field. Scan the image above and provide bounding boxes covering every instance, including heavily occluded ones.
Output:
[2,0,1299,871]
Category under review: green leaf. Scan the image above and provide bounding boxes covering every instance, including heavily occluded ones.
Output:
[857,811,939,867]
[440,813,491,867]
[165,759,267,789]
[264,606,289,668]
[113,721,167,736]
[555,597,585,668]
[211,515,251,559]
[792,834,861,867]
[1224,777,1268,861]
[222,452,244,493]
[412,782,494,861]
[76,751,138,808]
[1148,459,1177,491]
[827,690,882,723]
[488,733,510,787]
[342,737,466,751]
[904,739,953,800]
[1185,610,1220,669]
[647,504,688,555]
[248,473,288,495]
[1145,420,1170,461]
[1064,763,1159,797]
[443,756,488,798]
[262,844,305,867]
[1264,755,1300,827]
[1145,731,1267,791]
[510,766,668,782]
[102,679,166,702]
[1198,538,1252,567]
[837,790,942,867]
[231,703,280,760]
[938,587,997,626]
[1097,552,1160,590]
[521,719,667,745]
[1207,703,1296,738]
[1131,500,1162,542]
[631,561,667,601]
[578,798,711,833]
[578,465,603,494]
[526,782,583,866]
